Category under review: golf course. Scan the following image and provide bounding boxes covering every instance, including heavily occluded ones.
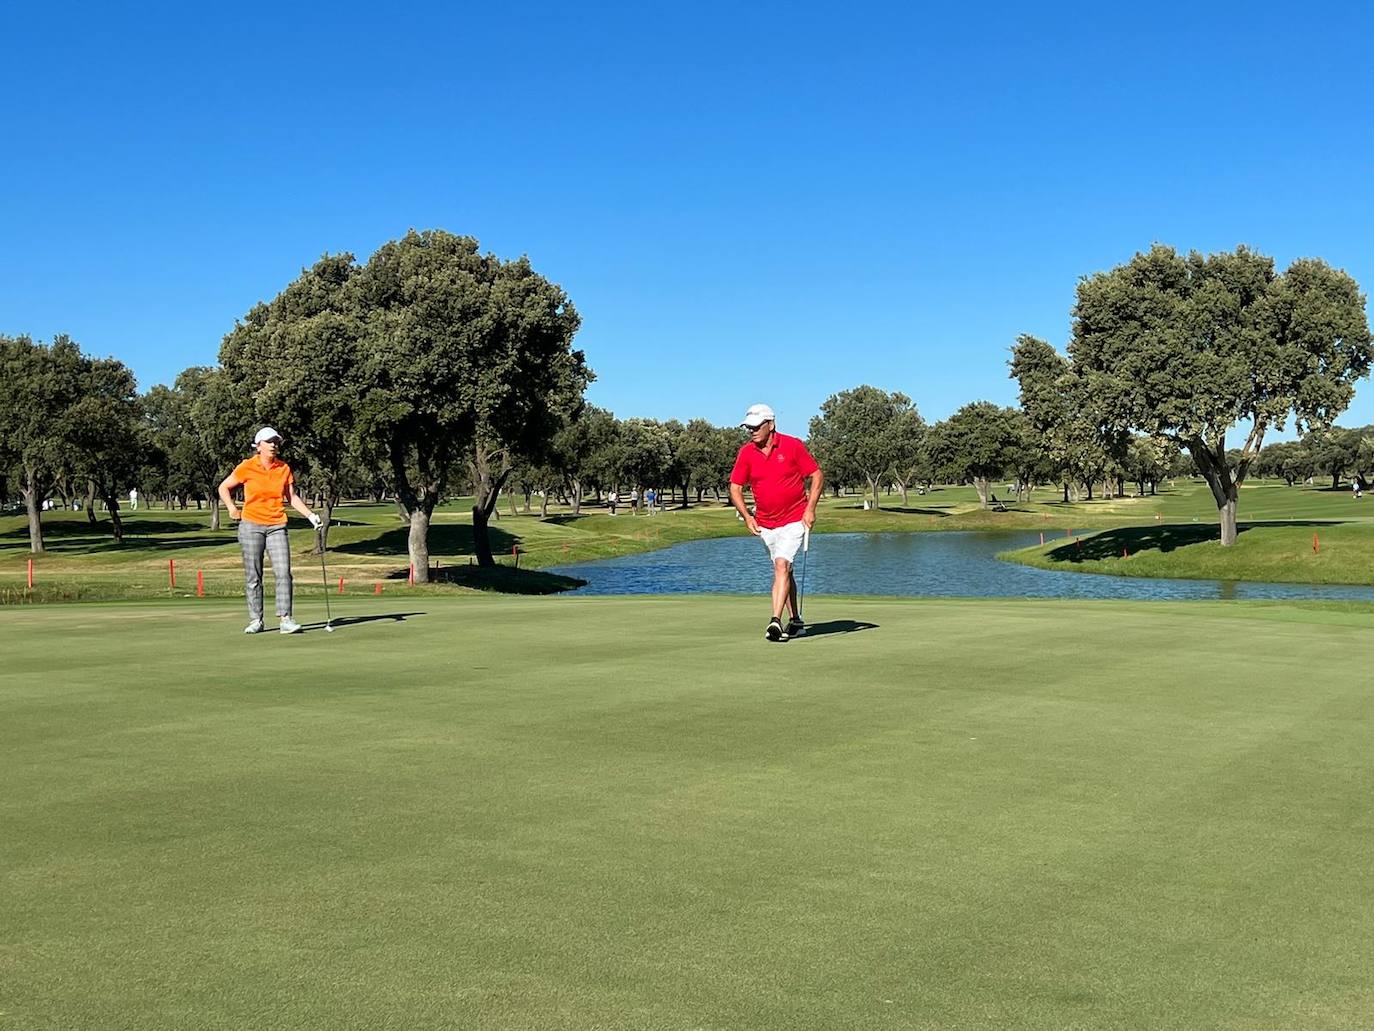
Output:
[6,483,1374,1028]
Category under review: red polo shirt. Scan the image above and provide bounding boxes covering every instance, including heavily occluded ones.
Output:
[730,432,819,528]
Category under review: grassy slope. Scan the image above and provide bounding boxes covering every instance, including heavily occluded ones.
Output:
[6,480,1374,599]
[1002,482,1374,584]
[4,595,1374,1029]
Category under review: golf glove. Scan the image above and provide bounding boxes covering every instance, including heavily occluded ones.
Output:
[308,513,322,530]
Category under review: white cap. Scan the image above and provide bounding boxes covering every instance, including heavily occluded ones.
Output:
[253,426,283,445]
[741,403,775,428]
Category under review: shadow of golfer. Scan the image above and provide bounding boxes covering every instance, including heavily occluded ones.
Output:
[796,619,879,638]
[303,612,426,631]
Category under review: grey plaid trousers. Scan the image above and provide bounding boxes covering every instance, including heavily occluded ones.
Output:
[238,519,293,623]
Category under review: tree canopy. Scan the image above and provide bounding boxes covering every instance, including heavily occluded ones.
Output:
[808,385,920,509]
[1069,244,1371,543]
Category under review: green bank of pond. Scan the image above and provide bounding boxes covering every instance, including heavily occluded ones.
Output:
[999,520,1374,587]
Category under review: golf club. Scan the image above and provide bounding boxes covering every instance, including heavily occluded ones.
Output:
[797,526,810,627]
[317,526,334,632]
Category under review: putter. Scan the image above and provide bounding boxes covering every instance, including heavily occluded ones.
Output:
[317,526,334,632]
[797,526,810,628]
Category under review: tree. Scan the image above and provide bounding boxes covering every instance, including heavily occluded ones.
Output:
[188,368,257,526]
[617,418,673,513]
[1070,244,1372,544]
[0,335,85,552]
[220,254,362,548]
[551,405,617,514]
[926,402,1023,506]
[63,356,142,541]
[1303,426,1361,489]
[885,406,929,506]
[1124,435,1176,496]
[1255,441,1313,486]
[352,230,588,576]
[1010,334,1126,503]
[808,386,915,509]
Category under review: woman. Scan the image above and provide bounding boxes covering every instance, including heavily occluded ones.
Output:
[218,426,322,634]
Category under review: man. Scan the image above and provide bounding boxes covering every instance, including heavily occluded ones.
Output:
[729,403,824,642]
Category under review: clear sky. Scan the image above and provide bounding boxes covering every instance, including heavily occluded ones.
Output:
[4,1,1372,440]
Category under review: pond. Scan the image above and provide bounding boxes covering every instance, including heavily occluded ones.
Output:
[548,530,1374,602]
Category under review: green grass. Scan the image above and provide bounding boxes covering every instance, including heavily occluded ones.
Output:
[1003,517,1374,585]
[5,594,1374,1028]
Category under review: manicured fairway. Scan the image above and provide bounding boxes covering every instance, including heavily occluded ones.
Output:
[4,595,1374,1029]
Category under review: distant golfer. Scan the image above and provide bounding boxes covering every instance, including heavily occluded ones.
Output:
[217,427,321,635]
[729,403,824,642]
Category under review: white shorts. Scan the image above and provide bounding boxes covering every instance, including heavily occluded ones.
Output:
[758,520,806,565]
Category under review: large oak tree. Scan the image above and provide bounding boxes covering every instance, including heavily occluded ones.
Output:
[352,230,587,575]
[1071,245,1371,544]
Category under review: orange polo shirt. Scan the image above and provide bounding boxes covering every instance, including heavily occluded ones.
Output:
[232,457,294,526]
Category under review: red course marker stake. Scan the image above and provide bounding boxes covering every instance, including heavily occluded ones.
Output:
[1313,533,1320,553]
[168,559,176,589]
[408,564,415,585]
[196,570,204,597]
[374,582,383,595]
[27,558,34,589]
[337,576,345,594]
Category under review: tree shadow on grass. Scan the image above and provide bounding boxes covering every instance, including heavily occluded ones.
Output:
[331,522,518,558]
[382,564,586,595]
[866,507,953,516]
[0,533,235,556]
[1,518,199,540]
[1045,520,1344,563]
[797,619,880,637]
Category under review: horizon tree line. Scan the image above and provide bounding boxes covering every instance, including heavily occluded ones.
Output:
[4,241,1370,556]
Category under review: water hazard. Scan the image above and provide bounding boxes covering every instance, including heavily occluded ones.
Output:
[548,530,1374,602]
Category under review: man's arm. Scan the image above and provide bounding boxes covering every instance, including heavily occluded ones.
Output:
[728,482,760,536]
[802,468,824,530]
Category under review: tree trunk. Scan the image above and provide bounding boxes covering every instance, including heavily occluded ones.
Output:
[540,492,550,518]
[1189,436,1243,547]
[394,496,410,522]
[569,478,584,515]
[1332,472,1340,489]
[85,480,99,526]
[972,477,989,507]
[1218,493,1238,545]
[470,444,513,568]
[22,483,45,553]
[1062,482,1070,503]
[209,493,221,531]
[901,483,909,506]
[408,506,431,581]
[866,475,881,510]
[100,491,124,542]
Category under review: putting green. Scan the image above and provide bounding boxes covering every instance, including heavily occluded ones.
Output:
[4,595,1374,1029]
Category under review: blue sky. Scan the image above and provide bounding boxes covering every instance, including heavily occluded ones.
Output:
[4,1,1373,440]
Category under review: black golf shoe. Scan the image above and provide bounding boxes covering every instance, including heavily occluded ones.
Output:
[787,616,806,638]
[765,617,788,642]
